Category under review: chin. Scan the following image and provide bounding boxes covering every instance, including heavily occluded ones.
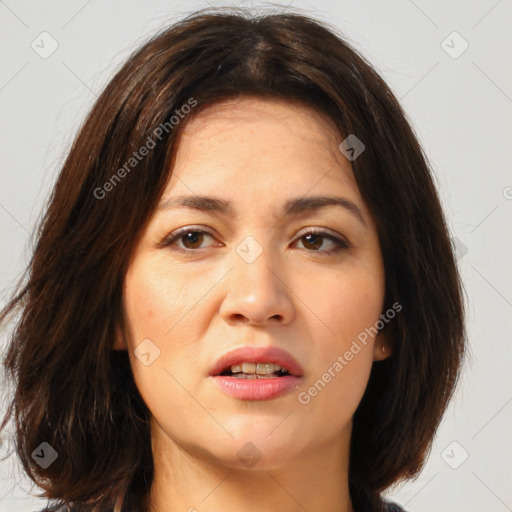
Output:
[203,429,302,470]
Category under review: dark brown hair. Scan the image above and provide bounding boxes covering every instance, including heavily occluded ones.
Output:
[0,7,466,512]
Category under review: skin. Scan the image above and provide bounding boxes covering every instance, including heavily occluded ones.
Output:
[113,97,391,512]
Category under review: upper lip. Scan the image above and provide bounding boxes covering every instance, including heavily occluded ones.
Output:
[209,346,304,377]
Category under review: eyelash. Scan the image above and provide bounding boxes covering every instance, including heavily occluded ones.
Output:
[159,226,349,256]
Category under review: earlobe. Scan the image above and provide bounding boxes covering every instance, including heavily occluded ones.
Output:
[373,336,392,362]
[112,324,128,351]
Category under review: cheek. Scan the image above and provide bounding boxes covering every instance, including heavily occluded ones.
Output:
[311,265,385,348]
[122,255,208,383]
[123,272,161,341]
[297,345,374,445]
[122,261,184,409]
[123,256,189,340]
[300,321,375,435]
[298,260,383,412]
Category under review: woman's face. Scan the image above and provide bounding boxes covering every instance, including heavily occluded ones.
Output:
[114,97,388,471]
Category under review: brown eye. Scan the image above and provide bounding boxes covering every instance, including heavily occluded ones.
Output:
[301,233,324,250]
[294,229,349,255]
[161,228,217,252]
[179,231,207,249]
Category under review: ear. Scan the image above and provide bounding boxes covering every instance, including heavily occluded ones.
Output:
[112,323,128,351]
[372,331,392,362]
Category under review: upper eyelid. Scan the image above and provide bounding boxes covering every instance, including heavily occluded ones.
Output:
[295,226,343,239]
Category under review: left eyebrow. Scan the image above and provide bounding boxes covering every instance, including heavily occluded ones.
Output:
[157,194,367,228]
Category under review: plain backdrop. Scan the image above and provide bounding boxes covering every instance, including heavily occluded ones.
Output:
[0,1,511,511]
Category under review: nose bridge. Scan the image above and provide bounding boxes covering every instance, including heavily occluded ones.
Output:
[235,234,279,291]
[220,234,295,325]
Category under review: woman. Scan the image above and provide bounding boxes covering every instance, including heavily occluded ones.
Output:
[0,7,466,512]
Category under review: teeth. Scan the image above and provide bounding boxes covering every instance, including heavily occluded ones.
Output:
[233,373,278,379]
[231,362,284,375]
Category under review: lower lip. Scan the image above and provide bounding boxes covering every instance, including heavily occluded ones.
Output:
[211,375,302,401]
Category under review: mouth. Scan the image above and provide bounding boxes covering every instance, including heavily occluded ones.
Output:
[208,346,304,401]
[209,345,304,378]
[217,362,292,379]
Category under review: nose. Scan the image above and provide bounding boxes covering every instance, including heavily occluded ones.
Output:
[219,241,295,327]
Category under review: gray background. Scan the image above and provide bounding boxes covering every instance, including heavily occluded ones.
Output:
[1,1,511,511]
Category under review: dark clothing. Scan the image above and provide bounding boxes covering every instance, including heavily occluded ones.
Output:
[36,497,408,512]
[384,502,407,512]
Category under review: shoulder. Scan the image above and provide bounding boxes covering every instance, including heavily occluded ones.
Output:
[383,500,408,512]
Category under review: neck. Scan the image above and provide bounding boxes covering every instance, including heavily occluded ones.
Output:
[144,419,355,512]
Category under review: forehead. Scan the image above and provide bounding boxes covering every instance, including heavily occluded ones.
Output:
[166,96,360,199]
[177,96,343,157]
